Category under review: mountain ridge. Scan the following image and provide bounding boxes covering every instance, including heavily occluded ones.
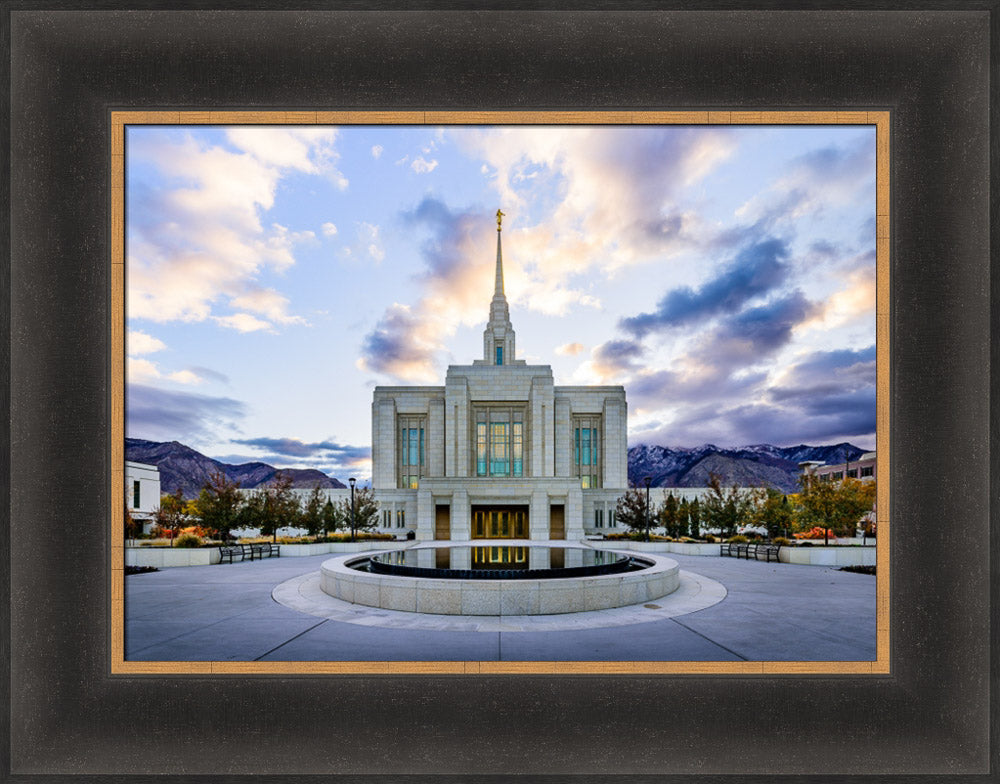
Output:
[125,438,346,498]
[127,437,868,499]
[627,442,869,492]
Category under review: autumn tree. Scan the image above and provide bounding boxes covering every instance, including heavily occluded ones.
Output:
[154,488,189,545]
[195,470,243,541]
[796,475,876,545]
[753,488,796,540]
[341,485,379,540]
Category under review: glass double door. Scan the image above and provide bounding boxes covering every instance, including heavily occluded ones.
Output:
[472,506,528,539]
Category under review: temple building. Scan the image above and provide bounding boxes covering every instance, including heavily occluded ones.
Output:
[370,211,628,541]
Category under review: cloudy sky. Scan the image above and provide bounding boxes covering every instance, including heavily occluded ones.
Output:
[126,123,877,481]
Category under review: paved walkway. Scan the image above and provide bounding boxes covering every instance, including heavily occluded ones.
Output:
[124,552,876,662]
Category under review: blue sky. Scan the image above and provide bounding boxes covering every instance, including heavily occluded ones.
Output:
[126,124,877,481]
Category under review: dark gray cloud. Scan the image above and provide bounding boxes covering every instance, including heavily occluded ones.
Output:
[127,383,246,443]
[405,197,492,282]
[631,344,877,449]
[230,436,370,460]
[358,304,436,379]
[620,238,790,337]
[592,339,646,378]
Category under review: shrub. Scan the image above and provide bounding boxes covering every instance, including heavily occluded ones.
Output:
[772,537,791,546]
[174,533,203,548]
[794,526,831,540]
[679,536,699,543]
[703,534,717,543]
[726,535,749,544]
[799,541,813,547]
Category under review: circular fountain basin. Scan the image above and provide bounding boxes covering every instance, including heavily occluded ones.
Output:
[320,543,680,615]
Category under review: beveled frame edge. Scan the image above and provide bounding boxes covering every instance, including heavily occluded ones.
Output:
[110,109,890,677]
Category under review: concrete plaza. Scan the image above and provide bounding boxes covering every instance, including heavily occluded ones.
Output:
[124,550,876,662]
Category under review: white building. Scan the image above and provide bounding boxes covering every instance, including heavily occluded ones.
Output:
[126,460,160,524]
[370,212,628,541]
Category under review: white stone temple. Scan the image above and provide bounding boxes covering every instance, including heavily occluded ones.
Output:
[370,211,628,541]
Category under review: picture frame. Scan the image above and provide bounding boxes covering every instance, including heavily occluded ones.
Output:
[3,3,993,779]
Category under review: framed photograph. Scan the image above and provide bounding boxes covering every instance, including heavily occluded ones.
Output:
[5,4,993,780]
[114,111,888,677]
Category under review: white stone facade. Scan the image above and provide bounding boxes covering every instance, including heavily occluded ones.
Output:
[370,219,628,541]
[126,460,160,520]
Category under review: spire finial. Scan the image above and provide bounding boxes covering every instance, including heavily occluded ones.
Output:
[496,208,505,231]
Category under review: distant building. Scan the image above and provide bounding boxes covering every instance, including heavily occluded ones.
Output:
[126,461,160,528]
[798,452,876,484]
[369,212,628,541]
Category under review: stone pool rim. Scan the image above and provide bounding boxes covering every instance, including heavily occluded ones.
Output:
[319,541,681,616]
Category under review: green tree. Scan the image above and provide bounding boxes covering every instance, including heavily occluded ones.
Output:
[195,470,243,541]
[154,488,189,545]
[341,485,379,540]
[677,498,690,538]
[688,497,701,538]
[615,486,654,539]
[701,473,759,537]
[796,475,876,545]
[659,492,679,537]
[299,483,327,537]
[321,498,344,537]
[259,472,301,542]
[753,488,796,540]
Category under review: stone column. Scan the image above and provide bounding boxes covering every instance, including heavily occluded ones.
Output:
[529,489,551,540]
[566,485,585,541]
[528,547,551,570]
[554,397,571,478]
[427,397,445,478]
[450,488,471,541]
[415,487,434,541]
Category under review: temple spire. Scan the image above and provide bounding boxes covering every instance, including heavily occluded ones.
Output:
[481,210,515,365]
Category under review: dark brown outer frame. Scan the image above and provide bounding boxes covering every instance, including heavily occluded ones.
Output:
[3,3,994,780]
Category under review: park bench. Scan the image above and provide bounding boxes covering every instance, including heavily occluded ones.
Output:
[218,544,245,564]
[248,542,280,560]
[719,542,782,562]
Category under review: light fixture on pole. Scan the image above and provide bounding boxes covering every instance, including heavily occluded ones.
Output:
[349,477,357,541]
[643,476,652,542]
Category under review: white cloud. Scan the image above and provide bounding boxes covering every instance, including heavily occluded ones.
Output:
[212,313,274,333]
[127,357,202,385]
[321,222,338,237]
[127,128,336,328]
[411,156,438,174]
[371,145,383,159]
[555,342,584,356]
[127,330,166,356]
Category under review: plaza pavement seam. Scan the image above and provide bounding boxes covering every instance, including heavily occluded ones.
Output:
[666,616,749,661]
[252,618,330,661]
[125,610,253,658]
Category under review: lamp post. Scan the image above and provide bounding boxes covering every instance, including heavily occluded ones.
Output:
[349,477,357,541]
[643,476,652,542]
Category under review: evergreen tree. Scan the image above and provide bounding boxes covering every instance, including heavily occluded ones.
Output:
[677,498,690,538]
[299,483,327,537]
[688,497,701,538]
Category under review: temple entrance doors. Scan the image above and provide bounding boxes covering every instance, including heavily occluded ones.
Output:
[434,504,450,540]
[549,504,565,539]
[471,506,529,539]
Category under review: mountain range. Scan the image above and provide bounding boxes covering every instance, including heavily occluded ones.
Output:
[627,442,867,492]
[128,437,867,498]
[125,438,346,498]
